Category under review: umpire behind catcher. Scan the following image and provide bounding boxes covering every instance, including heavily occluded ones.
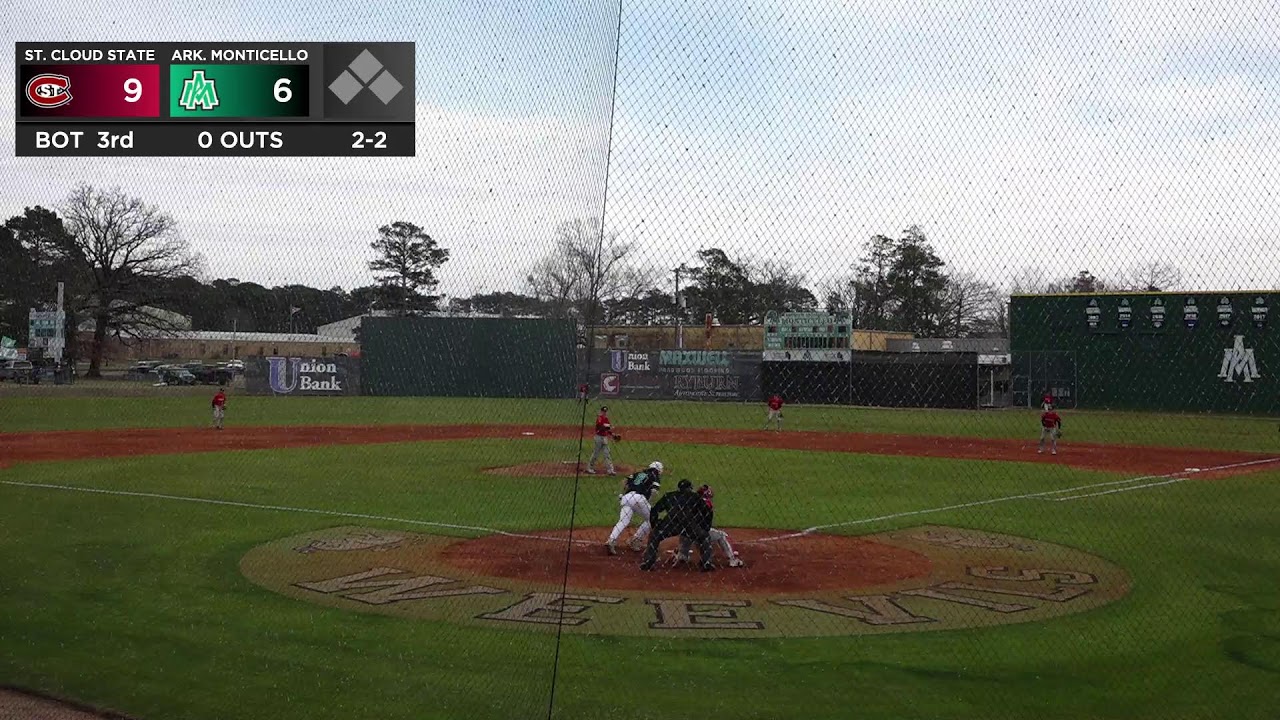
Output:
[640,479,715,572]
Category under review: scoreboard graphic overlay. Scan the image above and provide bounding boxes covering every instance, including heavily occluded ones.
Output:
[15,43,415,156]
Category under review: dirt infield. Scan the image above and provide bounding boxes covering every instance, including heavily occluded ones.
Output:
[1,423,1275,478]
[0,688,130,719]
[484,461,640,477]
[438,526,933,595]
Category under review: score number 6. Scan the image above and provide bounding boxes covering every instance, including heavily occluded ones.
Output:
[274,78,292,103]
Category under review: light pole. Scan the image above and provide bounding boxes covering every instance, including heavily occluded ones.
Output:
[674,264,690,349]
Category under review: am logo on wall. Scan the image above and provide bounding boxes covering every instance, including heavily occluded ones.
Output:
[1218,336,1261,384]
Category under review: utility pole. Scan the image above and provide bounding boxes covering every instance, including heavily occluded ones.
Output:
[674,266,682,349]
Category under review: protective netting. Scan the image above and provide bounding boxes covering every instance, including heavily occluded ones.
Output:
[2,1,1279,719]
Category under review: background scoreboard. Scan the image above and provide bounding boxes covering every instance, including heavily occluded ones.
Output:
[14,42,415,157]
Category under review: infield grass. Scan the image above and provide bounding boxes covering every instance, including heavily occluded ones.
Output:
[2,439,1279,719]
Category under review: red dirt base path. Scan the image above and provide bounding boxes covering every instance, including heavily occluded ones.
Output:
[1,423,1275,478]
[438,527,933,595]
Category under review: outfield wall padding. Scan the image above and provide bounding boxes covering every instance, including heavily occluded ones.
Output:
[1010,292,1278,414]
[360,316,577,398]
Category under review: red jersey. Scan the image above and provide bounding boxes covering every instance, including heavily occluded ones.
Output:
[699,485,715,511]
[1041,411,1061,429]
[212,391,226,408]
[595,413,612,437]
[768,395,783,411]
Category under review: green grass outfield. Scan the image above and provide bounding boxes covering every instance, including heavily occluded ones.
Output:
[2,393,1279,452]
[1,398,1278,719]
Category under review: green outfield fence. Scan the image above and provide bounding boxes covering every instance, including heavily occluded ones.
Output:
[1011,291,1278,414]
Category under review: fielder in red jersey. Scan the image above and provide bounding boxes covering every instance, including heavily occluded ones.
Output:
[586,405,616,475]
[1038,405,1061,455]
[764,394,784,431]
[211,386,227,430]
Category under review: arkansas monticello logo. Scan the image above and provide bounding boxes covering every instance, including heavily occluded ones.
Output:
[1218,335,1261,384]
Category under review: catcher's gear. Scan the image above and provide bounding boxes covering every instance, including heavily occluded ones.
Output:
[648,460,661,473]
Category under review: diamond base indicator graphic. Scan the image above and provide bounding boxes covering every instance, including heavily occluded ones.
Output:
[169,64,309,118]
[323,44,414,121]
[19,64,161,118]
[14,42,415,156]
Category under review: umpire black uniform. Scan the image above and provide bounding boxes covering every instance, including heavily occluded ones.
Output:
[641,479,715,571]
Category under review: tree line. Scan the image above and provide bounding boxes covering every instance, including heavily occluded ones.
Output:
[1,185,1186,375]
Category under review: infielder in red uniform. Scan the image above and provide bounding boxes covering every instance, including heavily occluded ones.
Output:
[764,394,784,431]
[211,386,227,430]
[1038,404,1062,455]
[586,405,616,475]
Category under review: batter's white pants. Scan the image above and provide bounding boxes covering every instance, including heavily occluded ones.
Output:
[607,491,651,544]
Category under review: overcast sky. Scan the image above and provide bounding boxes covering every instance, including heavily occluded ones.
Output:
[2,0,1278,299]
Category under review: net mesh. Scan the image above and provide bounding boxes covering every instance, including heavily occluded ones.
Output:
[2,1,1279,719]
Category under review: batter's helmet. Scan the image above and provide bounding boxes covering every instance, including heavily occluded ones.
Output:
[649,461,663,473]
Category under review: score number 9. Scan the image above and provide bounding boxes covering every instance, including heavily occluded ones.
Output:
[123,78,143,103]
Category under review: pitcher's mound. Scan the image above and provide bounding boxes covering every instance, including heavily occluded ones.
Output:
[484,461,638,477]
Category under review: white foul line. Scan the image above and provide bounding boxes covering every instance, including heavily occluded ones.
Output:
[0,480,595,546]
[1048,476,1188,501]
[745,456,1280,544]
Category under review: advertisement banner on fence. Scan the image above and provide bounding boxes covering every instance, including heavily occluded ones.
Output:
[587,349,760,401]
[245,356,362,396]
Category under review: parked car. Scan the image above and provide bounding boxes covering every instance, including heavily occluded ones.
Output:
[186,364,234,385]
[127,360,161,379]
[0,360,35,383]
[224,359,245,373]
[156,367,198,386]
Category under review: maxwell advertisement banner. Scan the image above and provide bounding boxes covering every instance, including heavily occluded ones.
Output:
[590,349,760,402]
[245,356,362,396]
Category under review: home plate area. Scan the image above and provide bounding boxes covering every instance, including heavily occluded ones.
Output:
[437,527,933,595]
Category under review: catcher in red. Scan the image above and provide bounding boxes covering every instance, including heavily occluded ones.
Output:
[1038,404,1062,455]
[673,483,744,567]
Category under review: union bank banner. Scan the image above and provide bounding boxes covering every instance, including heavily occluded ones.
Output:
[245,356,362,396]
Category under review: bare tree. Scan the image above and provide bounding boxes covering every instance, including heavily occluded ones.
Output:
[60,185,202,377]
[940,271,1001,337]
[817,275,857,317]
[1118,261,1184,292]
[1009,266,1050,295]
[748,258,817,322]
[526,217,635,324]
[1046,270,1107,294]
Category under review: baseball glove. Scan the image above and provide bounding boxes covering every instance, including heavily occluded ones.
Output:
[612,434,622,442]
